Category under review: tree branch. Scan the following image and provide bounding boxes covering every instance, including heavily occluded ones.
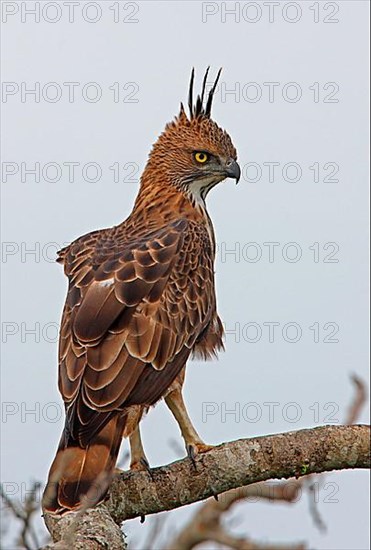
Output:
[43,506,126,550]
[107,424,370,522]
[165,376,369,549]
[43,424,370,548]
[166,482,306,550]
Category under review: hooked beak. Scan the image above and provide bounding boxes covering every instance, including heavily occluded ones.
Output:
[225,158,241,183]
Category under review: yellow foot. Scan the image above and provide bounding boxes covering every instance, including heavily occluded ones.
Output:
[130,456,151,474]
[187,442,214,465]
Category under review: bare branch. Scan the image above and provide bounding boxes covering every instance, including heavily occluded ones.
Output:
[345,374,367,425]
[1,481,42,550]
[166,482,305,550]
[302,373,368,532]
[42,424,370,549]
[107,424,370,523]
[43,506,126,550]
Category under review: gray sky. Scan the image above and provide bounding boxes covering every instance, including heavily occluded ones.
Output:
[1,1,370,548]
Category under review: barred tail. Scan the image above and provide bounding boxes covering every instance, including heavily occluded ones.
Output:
[42,414,126,515]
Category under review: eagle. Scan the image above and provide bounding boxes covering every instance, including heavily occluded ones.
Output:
[42,68,240,514]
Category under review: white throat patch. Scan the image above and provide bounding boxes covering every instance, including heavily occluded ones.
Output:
[187,176,221,207]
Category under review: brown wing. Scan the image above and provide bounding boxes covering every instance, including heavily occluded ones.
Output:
[58,219,217,446]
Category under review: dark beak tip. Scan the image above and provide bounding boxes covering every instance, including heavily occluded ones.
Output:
[226,159,241,184]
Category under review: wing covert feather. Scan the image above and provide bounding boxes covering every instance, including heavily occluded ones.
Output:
[57,218,220,443]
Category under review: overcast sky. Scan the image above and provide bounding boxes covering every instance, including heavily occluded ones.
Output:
[1,1,370,549]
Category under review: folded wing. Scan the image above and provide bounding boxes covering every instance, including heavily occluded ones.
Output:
[57,218,216,446]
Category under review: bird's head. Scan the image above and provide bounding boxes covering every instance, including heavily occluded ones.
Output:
[142,68,240,204]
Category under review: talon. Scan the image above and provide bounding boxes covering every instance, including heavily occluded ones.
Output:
[187,444,197,469]
[140,456,150,471]
[186,441,214,469]
[194,442,214,454]
[140,457,154,480]
[130,460,147,472]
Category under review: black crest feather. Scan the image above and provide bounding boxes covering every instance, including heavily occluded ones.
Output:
[187,67,222,119]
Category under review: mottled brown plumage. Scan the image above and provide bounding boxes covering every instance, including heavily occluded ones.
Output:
[42,69,240,514]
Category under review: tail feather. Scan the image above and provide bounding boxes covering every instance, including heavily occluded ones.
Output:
[42,413,126,514]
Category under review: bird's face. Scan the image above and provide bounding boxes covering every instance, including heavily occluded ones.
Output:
[187,147,240,197]
[147,113,240,203]
[180,144,240,204]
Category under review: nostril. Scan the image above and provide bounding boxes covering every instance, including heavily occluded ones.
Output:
[226,159,232,166]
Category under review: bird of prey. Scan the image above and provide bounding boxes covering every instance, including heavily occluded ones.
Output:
[42,68,240,514]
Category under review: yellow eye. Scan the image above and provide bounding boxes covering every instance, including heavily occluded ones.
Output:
[194,152,209,164]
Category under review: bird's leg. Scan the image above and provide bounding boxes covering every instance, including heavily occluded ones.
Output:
[129,425,151,473]
[165,388,213,461]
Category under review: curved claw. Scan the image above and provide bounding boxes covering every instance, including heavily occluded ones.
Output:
[187,442,214,469]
